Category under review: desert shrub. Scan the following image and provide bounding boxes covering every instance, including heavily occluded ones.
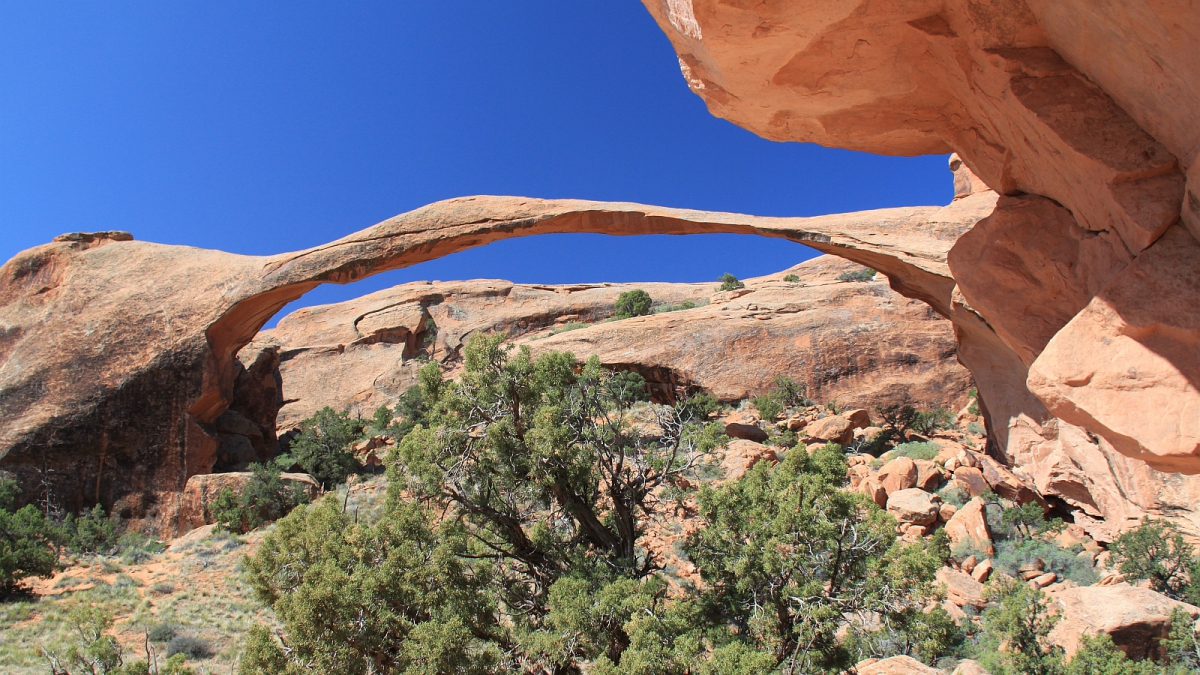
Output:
[877,405,954,436]
[150,582,174,596]
[717,272,744,291]
[889,441,939,461]
[783,273,800,282]
[277,407,362,486]
[991,538,1097,586]
[387,366,436,442]
[245,334,726,674]
[368,404,393,435]
[653,299,699,314]
[116,529,166,565]
[1163,606,1200,674]
[771,375,811,407]
[210,463,310,534]
[752,393,783,422]
[0,476,60,593]
[837,268,877,282]
[166,634,213,660]
[148,623,178,643]
[60,504,120,555]
[686,445,956,671]
[614,289,653,318]
[1108,517,1200,603]
[938,485,970,508]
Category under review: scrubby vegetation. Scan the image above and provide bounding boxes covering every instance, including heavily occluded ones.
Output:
[1108,517,1200,604]
[887,441,940,461]
[209,464,311,535]
[236,335,972,674]
[275,406,363,487]
[837,268,877,282]
[614,289,653,318]
[782,273,800,282]
[717,272,744,291]
[653,299,701,314]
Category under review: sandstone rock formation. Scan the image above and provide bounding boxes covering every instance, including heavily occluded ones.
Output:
[639,0,1200,477]
[856,655,940,675]
[262,256,969,431]
[1047,584,1200,660]
[3,0,1200,541]
[0,190,990,533]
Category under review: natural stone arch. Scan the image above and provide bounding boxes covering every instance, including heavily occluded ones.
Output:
[0,184,996,532]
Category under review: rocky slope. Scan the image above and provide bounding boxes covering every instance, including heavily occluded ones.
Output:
[261,255,970,432]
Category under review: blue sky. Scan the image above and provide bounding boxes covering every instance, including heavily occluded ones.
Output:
[0,1,951,323]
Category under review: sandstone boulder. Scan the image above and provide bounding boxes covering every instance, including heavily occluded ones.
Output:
[937,566,986,610]
[971,559,994,583]
[844,409,871,430]
[856,655,940,675]
[913,459,941,492]
[859,478,888,509]
[950,661,991,675]
[953,467,989,496]
[1048,584,1200,660]
[887,489,939,526]
[804,416,853,446]
[945,498,994,555]
[877,457,918,495]
[720,440,777,481]
[724,423,767,444]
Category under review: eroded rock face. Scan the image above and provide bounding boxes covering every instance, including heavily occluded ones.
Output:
[639,0,1200,474]
[262,257,970,431]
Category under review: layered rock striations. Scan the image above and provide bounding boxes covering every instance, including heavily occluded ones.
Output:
[264,256,970,431]
[639,0,1200,474]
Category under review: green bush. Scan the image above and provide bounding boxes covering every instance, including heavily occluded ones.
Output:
[614,289,653,318]
[783,273,800,282]
[878,405,954,436]
[991,538,1097,586]
[0,476,59,594]
[210,463,310,534]
[244,335,728,674]
[60,504,120,555]
[653,299,700,314]
[387,366,436,442]
[752,393,783,422]
[166,634,213,660]
[687,445,956,671]
[1109,517,1200,603]
[888,441,939,461]
[148,623,178,643]
[771,375,811,407]
[717,272,745,291]
[837,268,877,282]
[278,407,363,486]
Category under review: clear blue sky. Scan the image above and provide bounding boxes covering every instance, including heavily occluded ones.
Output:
[0,1,951,323]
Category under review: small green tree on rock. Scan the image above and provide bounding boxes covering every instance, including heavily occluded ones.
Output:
[717,273,745,291]
[614,289,653,318]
